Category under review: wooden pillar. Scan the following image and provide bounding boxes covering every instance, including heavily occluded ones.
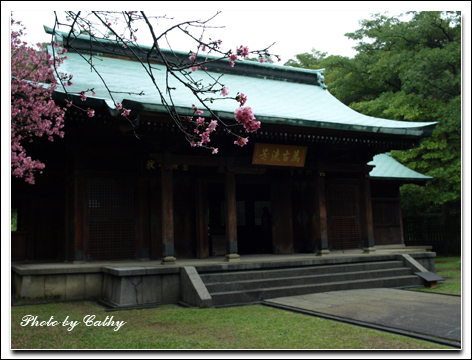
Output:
[196,178,209,258]
[161,161,176,264]
[270,175,294,254]
[314,171,330,255]
[396,187,405,245]
[137,177,150,260]
[303,176,317,253]
[73,175,86,263]
[360,171,375,253]
[225,165,240,262]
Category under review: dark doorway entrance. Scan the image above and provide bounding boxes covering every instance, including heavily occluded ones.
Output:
[236,183,272,255]
[207,179,273,256]
[208,182,225,257]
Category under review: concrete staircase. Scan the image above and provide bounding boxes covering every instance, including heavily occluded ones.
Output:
[199,259,424,307]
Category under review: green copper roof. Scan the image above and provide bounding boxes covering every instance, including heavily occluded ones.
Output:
[47,26,437,137]
[368,153,432,182]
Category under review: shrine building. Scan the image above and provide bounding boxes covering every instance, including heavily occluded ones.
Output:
[11,28,436,264]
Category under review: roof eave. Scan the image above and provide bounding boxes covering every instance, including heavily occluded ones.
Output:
[54,91,438,138]
[370,177,432,184]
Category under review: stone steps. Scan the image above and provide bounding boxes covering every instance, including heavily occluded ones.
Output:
[205,268,414,293]
[200,260,405,283]
[199,260,424,307]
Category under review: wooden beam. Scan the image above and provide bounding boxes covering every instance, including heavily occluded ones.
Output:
[360,173,376,252]
[396,187,406,246]
[150,153,226,167]
[318,162,364,173]
[225,164,240,262]
[161,158,176,264]
[314,173,329,255]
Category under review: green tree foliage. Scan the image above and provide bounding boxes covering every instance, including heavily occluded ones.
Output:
[11,208,18,231]
[284,49,350,95]
[286,11,461,218]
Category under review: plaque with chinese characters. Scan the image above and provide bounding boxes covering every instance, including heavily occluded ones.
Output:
[252,143,307,167]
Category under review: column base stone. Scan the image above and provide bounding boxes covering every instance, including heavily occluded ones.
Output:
[161,256,177,265]
[225,254,240,262]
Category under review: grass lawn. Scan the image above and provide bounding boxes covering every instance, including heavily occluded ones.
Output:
[412,256,461,295]
[11,301,455,350]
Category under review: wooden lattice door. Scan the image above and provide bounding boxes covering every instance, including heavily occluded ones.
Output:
[326,182,362,250]
[87,178,136,261]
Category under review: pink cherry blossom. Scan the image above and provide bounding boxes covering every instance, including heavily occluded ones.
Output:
[236,93,247,107]
[229,54,238,67]
[207,120,218,132]
[80,91,87,101]
[87,108,95,117]
[234,137,249,147]
[196,117,205,127]
[220,87,229,97]
[200,131,211,144]
[121,109,131,116]
[189,52,197,61]
[192,104,204,116]
[234,106,260,133]
[116,102,123,110]
[11,18,67,184]
[236,45,249,58]
[212,148,218,154]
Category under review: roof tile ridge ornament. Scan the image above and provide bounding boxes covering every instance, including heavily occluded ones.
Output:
[315,69,328,90]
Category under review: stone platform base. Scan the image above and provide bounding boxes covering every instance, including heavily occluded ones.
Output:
[12,251,437,308]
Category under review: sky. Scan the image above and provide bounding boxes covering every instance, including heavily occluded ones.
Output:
[5,4,448,62]
[6,3,471,62]
[9,8,377,62]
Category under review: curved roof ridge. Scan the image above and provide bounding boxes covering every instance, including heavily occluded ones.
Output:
[44,25,326,86]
